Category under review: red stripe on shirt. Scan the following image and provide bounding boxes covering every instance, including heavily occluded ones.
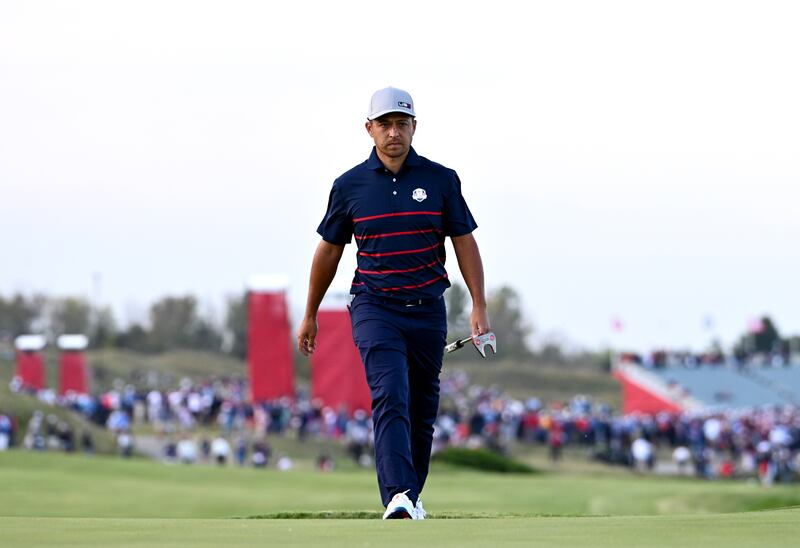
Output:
[357,260,441,276]
[358,242,441,258]
[355,228,443,240]
[353,211,442,223]
[379,274,449,292]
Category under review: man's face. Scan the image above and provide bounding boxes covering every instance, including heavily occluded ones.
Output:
[366,113,416,159]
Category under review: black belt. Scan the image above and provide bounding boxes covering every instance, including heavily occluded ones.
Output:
[399,297,440,307]
[352,294,442,307]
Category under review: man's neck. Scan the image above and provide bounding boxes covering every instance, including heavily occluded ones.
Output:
[376,149,408,175]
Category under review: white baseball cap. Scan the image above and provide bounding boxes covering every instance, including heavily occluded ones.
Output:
[367,87,416,120]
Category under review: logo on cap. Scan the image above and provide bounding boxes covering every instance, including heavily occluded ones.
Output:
[412,188,427,202]
[398,101,412,109]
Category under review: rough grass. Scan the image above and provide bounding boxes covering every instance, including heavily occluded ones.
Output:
[243,511,586,519]
[82,348,247,391]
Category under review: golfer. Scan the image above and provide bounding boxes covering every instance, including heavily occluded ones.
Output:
[297,87,489,519]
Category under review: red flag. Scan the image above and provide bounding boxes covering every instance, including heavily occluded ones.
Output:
[747,317,764,334]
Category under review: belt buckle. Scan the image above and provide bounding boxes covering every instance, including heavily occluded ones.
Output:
[405,299,422,307]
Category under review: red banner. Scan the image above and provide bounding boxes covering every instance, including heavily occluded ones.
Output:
[59,351,88,395]
[247,291,294,402]
[16,351,45,391]
[312,308,371,414]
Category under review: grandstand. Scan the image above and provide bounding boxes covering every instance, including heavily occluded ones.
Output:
[614,357,800,413]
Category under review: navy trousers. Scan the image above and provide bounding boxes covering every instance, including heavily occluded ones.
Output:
[349,293,447,507]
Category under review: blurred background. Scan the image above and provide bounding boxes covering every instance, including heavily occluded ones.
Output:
[2,0,800,499]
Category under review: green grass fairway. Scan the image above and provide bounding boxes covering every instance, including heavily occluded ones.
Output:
[4,451,800,518]
[2,511,798,548]
[1,451,799,547]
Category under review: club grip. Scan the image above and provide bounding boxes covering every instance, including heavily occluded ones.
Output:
[445,337,471,353]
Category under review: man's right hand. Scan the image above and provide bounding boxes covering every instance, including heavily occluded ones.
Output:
[297,316,318,356]
[298,240,345,357]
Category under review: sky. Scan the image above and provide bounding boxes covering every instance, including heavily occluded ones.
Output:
[1,1,798,353]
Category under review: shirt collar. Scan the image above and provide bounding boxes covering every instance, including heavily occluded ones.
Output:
[366,146,421,171]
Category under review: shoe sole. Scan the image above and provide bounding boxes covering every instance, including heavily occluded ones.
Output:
[384,509,413,520]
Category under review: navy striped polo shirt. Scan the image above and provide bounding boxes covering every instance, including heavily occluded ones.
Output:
[317,146,478,300]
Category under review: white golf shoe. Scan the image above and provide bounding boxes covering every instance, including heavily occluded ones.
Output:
[382,490,417,520]
[415,497,427,520]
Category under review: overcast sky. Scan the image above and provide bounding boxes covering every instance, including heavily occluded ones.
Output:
[1,1,798,353]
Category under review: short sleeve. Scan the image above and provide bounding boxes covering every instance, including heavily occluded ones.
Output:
[442,172,478,237]
[316,181,353,244]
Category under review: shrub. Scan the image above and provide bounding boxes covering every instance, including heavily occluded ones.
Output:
[432,447,539,474]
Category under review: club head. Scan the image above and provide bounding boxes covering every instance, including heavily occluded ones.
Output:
[472,332,497,358]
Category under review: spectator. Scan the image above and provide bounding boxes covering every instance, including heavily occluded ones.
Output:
[0,413,13,450]
[673,446,691,475]
[211,436,231,466]
[117,431,134,458]
[277,454,293,471]
[176,436,198,464]
[631,437,654,472]
[234,436,248,466]
[252,439,271,468]
[317,452,334,472]
[81,430,95,454]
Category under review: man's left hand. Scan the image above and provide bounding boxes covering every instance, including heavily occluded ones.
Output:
[470,306,491,337]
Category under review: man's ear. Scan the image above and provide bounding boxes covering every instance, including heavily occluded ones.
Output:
[365,120,373,137]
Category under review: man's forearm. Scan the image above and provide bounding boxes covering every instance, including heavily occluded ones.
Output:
[451,233,486,307]
[303,240,345,318]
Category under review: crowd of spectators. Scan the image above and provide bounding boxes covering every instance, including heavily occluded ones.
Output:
[4,375,374,469]
[0,409,95,454]
[5,368,800,484]
[433,371,799,484]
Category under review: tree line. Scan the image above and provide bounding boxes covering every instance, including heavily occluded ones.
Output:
[0,293,235,356]
[6,289,789,363]
[0,285,536,361]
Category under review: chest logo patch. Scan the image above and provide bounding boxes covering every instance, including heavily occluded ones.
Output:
[412,188,427,202]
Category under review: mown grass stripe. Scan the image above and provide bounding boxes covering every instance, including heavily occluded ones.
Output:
[241,511,608,519]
